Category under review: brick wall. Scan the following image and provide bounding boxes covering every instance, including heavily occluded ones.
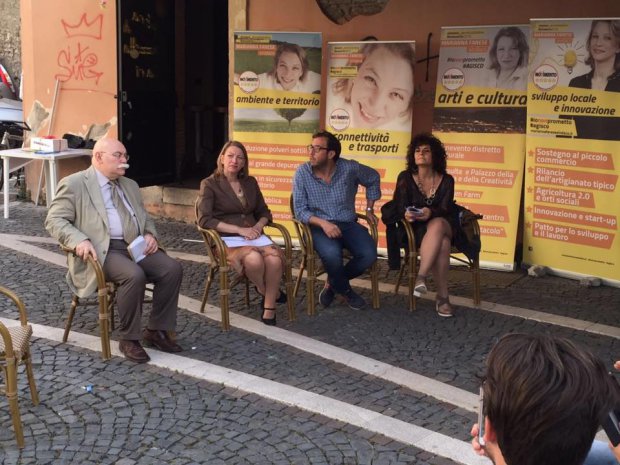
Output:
[0,0,21,93]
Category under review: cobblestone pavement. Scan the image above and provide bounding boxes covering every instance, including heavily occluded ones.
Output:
[0,198,618,464]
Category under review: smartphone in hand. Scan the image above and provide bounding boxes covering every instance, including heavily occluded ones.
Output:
[603,409,620,447]
[478,385,486,447]
[406,206,424,217]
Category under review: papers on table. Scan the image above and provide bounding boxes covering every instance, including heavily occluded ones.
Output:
[221,234,273,248]
[127,235,147,262]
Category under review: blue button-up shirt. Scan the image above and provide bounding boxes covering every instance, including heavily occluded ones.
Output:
[293,158,381,223]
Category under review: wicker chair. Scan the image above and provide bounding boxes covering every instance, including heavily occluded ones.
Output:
[60,245,153,360]
[60,246,115,359]
[0,286,40,448]
[289,195,380,315]
[194,200,296,330]
[395,216,482,311]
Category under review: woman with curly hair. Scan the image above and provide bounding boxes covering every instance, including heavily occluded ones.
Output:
[390,133,456,317]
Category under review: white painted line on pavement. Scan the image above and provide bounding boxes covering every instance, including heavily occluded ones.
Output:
[0,317,487,465]
[1,233,618,416]
[11,232,616,338]
[178,293,481,412]
[0,234,479,410]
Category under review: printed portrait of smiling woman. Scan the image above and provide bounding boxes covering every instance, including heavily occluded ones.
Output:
[258,43,321,93]
[329,42,415,132]
[566,20,620,141]
[481,26,529,90]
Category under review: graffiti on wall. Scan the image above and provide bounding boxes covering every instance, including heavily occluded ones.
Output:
[55,13,104,87]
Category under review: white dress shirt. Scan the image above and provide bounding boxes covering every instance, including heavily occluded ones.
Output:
[95,169,139,240]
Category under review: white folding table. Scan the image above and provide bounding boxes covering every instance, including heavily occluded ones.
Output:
[1,148,92,219]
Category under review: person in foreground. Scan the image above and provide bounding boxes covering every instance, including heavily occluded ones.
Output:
[196,141,285,326]
[471,333,620,465]
[293,130,380,310]
[584,358,620,465]
[45,137,183,363]
[390,133,456,317]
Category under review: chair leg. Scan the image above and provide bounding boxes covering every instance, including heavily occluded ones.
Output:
[23,350,39,405]
[394,261,405,294]
[370,262,380,309]
[5,359,24,448]
[284,263,296,322]
[201,268,215,313]
[407,252,417,312]
[98,293,111,361]
[293,258,306,298]
[62,295,79,342]
[473,259,481,306]
[219,267,230,331]
[306,253,316,316]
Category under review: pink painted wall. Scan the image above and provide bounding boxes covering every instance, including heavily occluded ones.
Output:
[20,0,118,197]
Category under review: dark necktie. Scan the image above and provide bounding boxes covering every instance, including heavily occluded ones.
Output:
[109,181,139,243]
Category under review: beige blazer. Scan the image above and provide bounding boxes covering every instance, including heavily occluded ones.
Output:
[45,165,157,298]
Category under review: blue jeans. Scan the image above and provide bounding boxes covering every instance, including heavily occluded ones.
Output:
[583,440,617,465]
[310,221,377,295]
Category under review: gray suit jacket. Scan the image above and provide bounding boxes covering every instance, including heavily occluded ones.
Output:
[45,165,157,298]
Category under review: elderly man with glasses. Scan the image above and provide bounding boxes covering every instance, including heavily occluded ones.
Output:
[45,137,183,363]
[292,130,380,310]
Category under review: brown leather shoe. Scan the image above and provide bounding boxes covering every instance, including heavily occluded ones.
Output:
[119,339,150,363]
[143,329,183,353]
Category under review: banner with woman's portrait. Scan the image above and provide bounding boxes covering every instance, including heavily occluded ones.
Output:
[232,31,322,227]
[433,25,530,271]
[524,18,620,284]
[325,41,416,248]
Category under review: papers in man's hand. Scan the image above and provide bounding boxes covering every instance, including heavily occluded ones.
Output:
[127,235,147,262]
[221,234,273,248]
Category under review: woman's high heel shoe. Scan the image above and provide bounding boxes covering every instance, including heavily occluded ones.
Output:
[261,307,277,326]
[413,275,427,297]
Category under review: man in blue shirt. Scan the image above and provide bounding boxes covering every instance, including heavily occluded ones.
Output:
[293,130,381,310]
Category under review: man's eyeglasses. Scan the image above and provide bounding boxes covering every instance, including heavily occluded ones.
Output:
[307,145,328,153]
[102,151,130,161]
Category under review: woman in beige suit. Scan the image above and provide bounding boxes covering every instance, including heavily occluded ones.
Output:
[196,141,285,326]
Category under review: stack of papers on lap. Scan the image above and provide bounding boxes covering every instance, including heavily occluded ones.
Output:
[221,234,273,248]
[127,235,147,262]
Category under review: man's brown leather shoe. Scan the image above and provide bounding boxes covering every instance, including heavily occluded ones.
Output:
[119,339,150,363]
[143,329,183,353]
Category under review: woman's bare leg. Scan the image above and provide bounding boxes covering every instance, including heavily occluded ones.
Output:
[263,254,284,316]
[418,218,452,279]
[432,234,452,301]
[242,251,273,317]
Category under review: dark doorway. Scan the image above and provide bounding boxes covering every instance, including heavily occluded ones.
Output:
[117,0,176,186]
[181,0,229,187]
[117,0,228,188]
